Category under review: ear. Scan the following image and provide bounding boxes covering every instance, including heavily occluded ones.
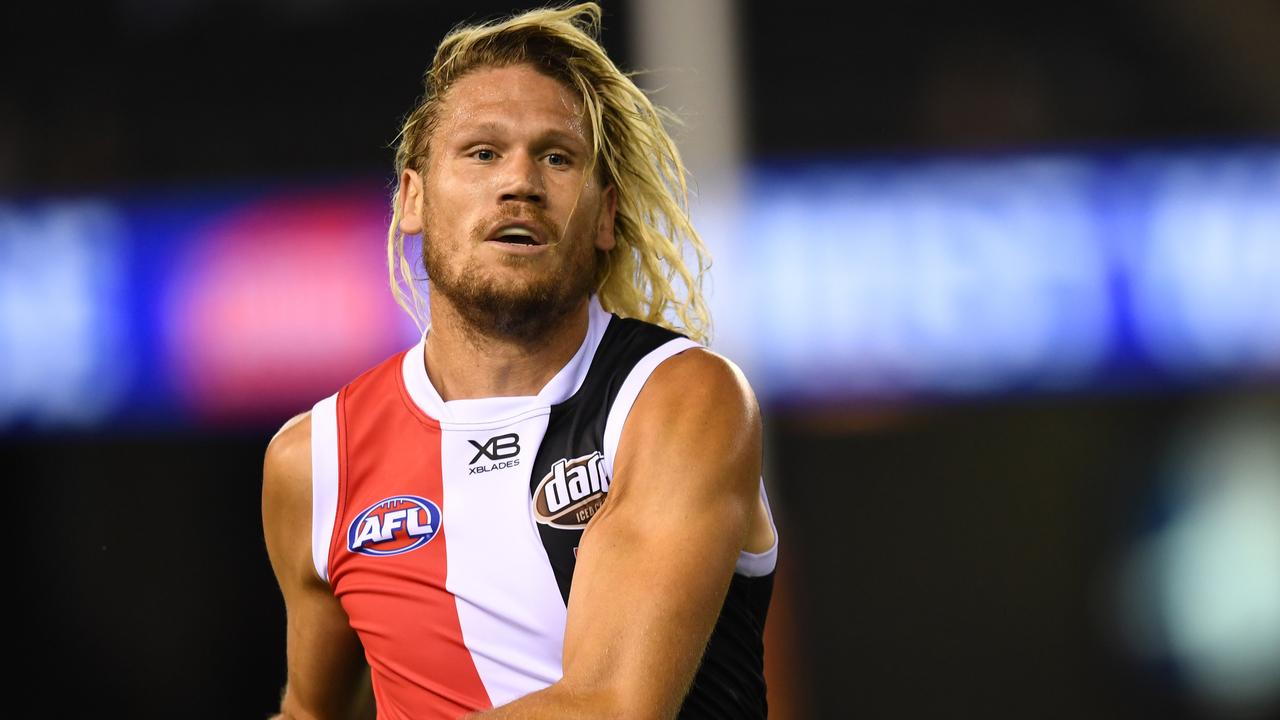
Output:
[398,168,425,235]
[594,184,618,252]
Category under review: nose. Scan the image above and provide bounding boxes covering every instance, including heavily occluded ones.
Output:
[497,151,545,205]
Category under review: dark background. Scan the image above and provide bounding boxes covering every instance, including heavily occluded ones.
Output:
[9,0,1277,192]
[5,1,1279,718]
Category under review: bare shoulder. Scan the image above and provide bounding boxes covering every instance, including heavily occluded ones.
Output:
[266,410,311,472]
[264,411,312,507]
[263,411,314,584]
[640,347,761,432]
[616,348,762,495]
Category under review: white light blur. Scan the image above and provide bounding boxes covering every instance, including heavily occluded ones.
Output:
[0,202,131,427]
[1114,401,1280,714]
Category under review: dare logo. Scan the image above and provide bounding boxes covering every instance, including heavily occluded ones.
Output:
[532,452,610,529]
[347,495,441,557]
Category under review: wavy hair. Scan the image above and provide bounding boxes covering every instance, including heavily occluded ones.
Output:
[386,1,712,343]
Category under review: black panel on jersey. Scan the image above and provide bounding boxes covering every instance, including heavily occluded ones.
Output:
[528,313,774,719]
[530,315,684,602]
[678,573,773,719]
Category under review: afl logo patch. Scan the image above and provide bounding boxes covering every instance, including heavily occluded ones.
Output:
[347,495,441,556]
[533,452,610,529]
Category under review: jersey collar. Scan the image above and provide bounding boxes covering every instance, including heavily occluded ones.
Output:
[401,294,611,425]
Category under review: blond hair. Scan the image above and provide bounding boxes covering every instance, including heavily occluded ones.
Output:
[386,2,712,343]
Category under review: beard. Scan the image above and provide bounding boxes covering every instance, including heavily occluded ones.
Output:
[422,206,599,345]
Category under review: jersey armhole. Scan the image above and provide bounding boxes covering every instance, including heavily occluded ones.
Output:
[600,339,778,577]
[310,392,341,585]
[735,478,779,578]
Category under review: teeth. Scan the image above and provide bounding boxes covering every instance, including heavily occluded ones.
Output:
[498,227,534,238]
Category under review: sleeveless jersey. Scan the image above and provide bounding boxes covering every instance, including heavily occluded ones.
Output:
[309,295,778,719]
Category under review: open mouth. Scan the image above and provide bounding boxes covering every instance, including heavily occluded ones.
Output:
[486,224,545,246]
[493,233,537,245]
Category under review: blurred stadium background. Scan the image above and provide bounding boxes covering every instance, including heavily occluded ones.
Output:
[3,1,1279,717]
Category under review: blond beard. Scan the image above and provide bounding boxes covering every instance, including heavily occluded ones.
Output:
[422,222,598,345]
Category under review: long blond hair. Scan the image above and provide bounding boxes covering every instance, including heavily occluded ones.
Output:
[386,2,712,343]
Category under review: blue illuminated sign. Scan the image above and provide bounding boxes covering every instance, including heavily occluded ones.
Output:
[717,147,1280,399]
[0,148,1276,430]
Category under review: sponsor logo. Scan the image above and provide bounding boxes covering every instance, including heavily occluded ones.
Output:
[347,495,441,556]
[532,451,610,529]
[469,433,520,463]
[468,433,521,475]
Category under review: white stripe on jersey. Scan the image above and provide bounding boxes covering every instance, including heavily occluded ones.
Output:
[310,392,340,584]
[439,412,568,705]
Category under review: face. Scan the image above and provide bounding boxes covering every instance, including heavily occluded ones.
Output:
[398,63,617,342]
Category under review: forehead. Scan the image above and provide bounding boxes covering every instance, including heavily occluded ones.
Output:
[436,64,587,142]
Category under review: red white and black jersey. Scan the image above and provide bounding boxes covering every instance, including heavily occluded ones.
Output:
[309,295,778,719]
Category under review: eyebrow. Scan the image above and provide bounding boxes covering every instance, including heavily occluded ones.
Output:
[456,121,588,150]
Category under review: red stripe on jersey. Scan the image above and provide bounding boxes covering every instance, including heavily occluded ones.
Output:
[327,351,491,717]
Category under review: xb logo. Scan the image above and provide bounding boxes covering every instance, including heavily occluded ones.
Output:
[469,433,520,464]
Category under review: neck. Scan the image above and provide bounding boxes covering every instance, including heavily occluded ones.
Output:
[422,291,591,401]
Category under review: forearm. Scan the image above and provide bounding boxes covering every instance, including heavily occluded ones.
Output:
[269,674,375,720]
[468,682,639,720]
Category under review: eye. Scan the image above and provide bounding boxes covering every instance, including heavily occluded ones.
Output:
[545,153,569,167]
[471,148,496,162]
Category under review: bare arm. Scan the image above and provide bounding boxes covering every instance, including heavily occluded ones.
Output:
[474,349,764,719]
[263,412,376,720]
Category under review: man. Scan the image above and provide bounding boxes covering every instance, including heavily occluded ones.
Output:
[262,4,777,718]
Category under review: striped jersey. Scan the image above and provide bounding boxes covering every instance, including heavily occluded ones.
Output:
[309,295,778,718]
